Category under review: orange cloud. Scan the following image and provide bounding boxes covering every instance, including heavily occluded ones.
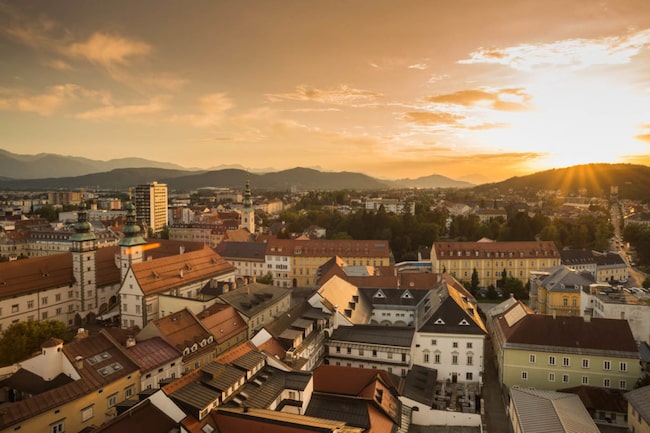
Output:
[427,88,531,111]
[266,84,382,105]
[0,84,78,116]
[403,111,463,126]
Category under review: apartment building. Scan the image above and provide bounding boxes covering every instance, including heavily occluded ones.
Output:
[431,239,560,287]
[135,181,168,234]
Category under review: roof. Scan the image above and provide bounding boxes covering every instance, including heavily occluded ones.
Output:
[560,249,596,266]
[90,399,177,433]
[558,386,627,414]
[132,244,235,296]
[215,241,267,261]
[0,368,73,395]
[316,275,372,325]
[624,385,650,423]
[510,387,599,433]
[197,304,248,345]
[126,336,181,373]
[312,365,399,398]
[499,313,638,354]
[400,364,437,406]
[218,283,291,319]
[147,308,215,356]
[62,330,140,388]
[540,266,595,292]
[266,238,391,258]
[0,253,74,298]
[329,325,415,347]
[433,240,559,260]
[224,365,312,409]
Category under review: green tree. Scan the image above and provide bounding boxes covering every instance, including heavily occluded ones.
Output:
[34,205,59,222]
[470,268,480,296]
[642,277,650,290]
[486,284,498,300]
[256,272,273,285]
[0,321,72,366]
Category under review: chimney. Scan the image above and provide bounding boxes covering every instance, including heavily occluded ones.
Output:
[126,335,136,348]
[552,310,556,319]
[75,356,84,370]
[180,245,185,255]
[583,310,591,323]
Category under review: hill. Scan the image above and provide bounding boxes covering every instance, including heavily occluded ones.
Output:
[472,163,650,200]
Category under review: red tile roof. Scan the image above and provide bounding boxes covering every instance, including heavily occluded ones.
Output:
[197,304,248,345]
[126,336,181,373]
[266,238,391,258]
[434,240,559,259]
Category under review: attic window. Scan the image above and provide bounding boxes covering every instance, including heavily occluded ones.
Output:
[434,318,445,325]
[401,290,413,299]
[459,319,470,326]
[373,290,385,298]
[344,309,352,318]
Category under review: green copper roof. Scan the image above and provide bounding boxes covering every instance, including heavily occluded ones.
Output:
[119,200,146,246]
[70,198,97,242]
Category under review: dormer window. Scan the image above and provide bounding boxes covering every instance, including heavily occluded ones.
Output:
[434,318,445,325]
[459,319,470,326]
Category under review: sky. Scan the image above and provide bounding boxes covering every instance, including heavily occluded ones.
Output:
[1,1,650,183]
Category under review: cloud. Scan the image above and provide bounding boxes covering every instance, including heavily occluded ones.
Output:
[459,28,650,71]
[266,84,382,105]
[403,111,464,126]
[408,63,428,70]
[169,93,234,127]
[65,32,151,68]
[635,133,650,143]
[427,88,531,111]
[75,95,169,120]
[0,84,78,116]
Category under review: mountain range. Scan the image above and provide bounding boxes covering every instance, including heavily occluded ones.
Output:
[0,150,473,191]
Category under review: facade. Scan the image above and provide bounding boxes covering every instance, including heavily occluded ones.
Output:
[265,238,391,288]
[581,287,650,343]
[488,299,641,392]
[124,336,183,391]
[215,241,268,284]
[625,385,650,433]
[431,239,560,287]
[561,249,630,283]
[240,180,255,233]
[135,181,168,234]
[364,197,415,214]
[413,274,487,385]
[529,265,596,316]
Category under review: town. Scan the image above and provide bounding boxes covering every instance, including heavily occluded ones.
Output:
[0,176,649,433]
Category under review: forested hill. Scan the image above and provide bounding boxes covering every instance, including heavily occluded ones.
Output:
[472,163,650,200]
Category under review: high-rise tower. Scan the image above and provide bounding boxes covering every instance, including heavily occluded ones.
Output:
[241,180,255,233]
[134,181,168,235]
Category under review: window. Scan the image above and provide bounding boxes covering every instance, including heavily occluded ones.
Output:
[549,356,556,366]
[619,362,627,372]
[42,297,48,305]
[372,350,377,357]
[335,346,340,353]
[81,405,94,422]
[529,354,536,363]
[452,355,458,365]
[50,420,64,433]
[347,347,351,354]
[124,385,134,399]
[27,300,34,309]
[423,353,430,363]
[55,294,61,302]
[619,380,626,390]
[548,373,555,382]
[603,360,611,371]
[452,342,458,348]
[466,372,473,380]
[521,371,528,380]
[122,303,127,313]
[42,311,48,320]
[467,355,473,365]
[603,378,610,388]
[582,376,589,385]
[434,354,441,364]
[562,374,569,383]
[562,357,570,367]
[387,352,393,359]
[582,359,589,369]
[466,342,472,349]
[11,304,18,313]
[107,393,118,408]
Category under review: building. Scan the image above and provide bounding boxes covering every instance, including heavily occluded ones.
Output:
[265,238,392,288]
[135,181,168,234]
[559,385,628,428]
[364,197,415,214]
[529,265,596,316]
[216,282,292,335]
[509,387,599,433]
[487,299,641,392]
[431,239,560,287]
[624,385,650,433]
[117,202,236,329]
[122,336,183,391]
[325,325,415,377]
[196,303,249,356]
[240,180,255,233]
[215,241,268,284]
[560,249,630,283]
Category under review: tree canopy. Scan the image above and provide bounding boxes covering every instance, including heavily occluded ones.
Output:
[0,320,72,366]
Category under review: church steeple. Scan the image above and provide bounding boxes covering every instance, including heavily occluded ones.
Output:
[70,193,96,251]
[241,180,255,233]
[70,192,98,316]
[118,193,146,281]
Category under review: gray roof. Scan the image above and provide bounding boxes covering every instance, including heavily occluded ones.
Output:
[625,385,650,423]
[419,297,486,335]
[215,241,266,261]
[510,387,599,433]
[306,393,370,429]
[230,350,266,372]
[401,365,437,406]
[359,287,429,308]
[218,283,291,319]
[640,341,650,363]
[224,366,311,409]
[329,324,415,347]
[540,266,595,292]
[201,363,246,391]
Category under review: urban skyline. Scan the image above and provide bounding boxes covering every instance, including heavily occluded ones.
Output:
[2,0,650,183]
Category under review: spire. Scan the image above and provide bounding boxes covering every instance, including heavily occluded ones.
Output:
[70,192,96,242]
[242,179,252,209]
[119,191,146,247]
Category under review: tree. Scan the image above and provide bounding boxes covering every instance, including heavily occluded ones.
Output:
[256,272,273,285]
[642,277,650,290]
[486,284,498,300]
[470,268,480,296]
[0,321,72,366]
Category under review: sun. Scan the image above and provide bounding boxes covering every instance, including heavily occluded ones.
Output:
[478,72,649,172]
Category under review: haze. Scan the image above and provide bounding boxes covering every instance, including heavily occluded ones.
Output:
[2,0,650,183]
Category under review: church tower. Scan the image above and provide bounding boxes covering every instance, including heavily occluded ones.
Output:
[241,180,255,233]
[118,198,146,282]
[70,194,98,315]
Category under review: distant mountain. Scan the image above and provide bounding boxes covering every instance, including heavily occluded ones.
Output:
[472,163,650,200]
[390,174,474,189]
[0,149,187,179]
